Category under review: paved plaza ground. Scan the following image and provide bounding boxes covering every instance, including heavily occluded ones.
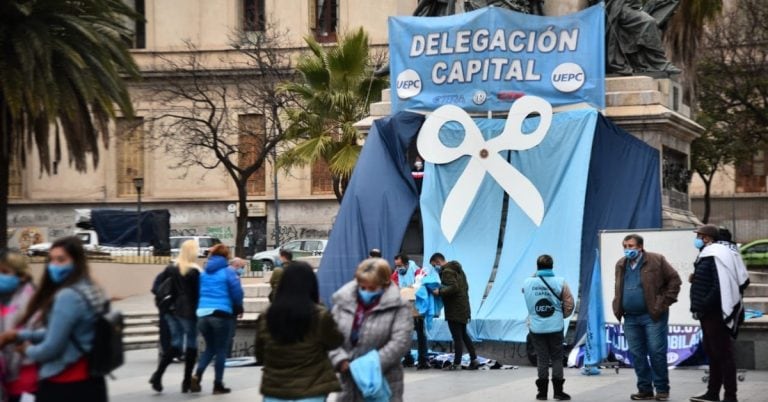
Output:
[109,349,767,401]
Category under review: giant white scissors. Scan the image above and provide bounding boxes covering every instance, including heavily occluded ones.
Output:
[417,96,552,243]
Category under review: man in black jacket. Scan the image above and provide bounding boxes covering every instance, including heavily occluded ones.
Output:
[690,225,743,402]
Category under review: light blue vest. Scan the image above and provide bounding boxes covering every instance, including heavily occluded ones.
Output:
[523,273,566,334]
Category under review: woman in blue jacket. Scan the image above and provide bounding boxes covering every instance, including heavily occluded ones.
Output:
[0,236,109,402]
[189,244,243,395]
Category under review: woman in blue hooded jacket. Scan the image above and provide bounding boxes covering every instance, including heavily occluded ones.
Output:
[189,244,243,395]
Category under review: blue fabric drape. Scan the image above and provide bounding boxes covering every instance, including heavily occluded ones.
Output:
[574,114,662,343]
[317,112,425,306]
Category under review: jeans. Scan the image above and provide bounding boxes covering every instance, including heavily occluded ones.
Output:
[447,320,476,365]
[196,315,235,383]
[531,331,564,380]
[700,314,737,400]
[403,317,428,366]
[623,312,669,393]
[165,314,197,350]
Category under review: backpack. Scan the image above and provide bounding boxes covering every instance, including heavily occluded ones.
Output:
[70,287,125,377]
[154,274,177,313]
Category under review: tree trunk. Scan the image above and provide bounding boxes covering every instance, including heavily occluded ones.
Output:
[332,176,343,204]
[701,174,712,224]
[0,101,10,249]
[235,183,249,258]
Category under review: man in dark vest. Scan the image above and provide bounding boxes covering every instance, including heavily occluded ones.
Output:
[523,255,575,400]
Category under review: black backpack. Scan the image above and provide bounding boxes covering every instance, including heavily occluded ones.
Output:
[71,287,125,377]
[154,274,177,313]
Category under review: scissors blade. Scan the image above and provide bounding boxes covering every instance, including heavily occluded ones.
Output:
[484,153,545,226]
[441,157,486,243]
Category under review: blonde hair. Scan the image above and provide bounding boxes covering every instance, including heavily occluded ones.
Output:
[0,252,31,281]
[177,240,200,275]
[355,258,392,287]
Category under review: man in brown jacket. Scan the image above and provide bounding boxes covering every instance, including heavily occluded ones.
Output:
[613,234,682,402]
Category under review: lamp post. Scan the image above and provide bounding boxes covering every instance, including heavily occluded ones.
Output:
[133,177,144,256]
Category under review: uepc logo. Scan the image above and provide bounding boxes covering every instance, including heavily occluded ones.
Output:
[535,298,556,318]
[396,69,422,99]
[551,62,585,93]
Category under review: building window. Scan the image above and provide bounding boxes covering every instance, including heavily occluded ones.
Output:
[244,0,266,32]
[310,0,338,43]
[238,114,267,196]
[8,154,22,199]
[736,149,768,193]
[311,159,334,195]
[125,0,146,49]
[116,118,145,197]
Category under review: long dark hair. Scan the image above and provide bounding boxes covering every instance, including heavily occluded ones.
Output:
[20,236,91,325]
[266,261,319,343]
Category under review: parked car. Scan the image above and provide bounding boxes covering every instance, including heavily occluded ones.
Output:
[170,236,222,257]
[251,239,327,270]
[741,239,768,267]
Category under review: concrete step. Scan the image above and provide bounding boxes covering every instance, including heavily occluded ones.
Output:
[124,335,159,351]
[744,297,768,312]
[122,311,159,320]
[244,297,270,314]
[748,270,768,284]
[605,90,663,107]
[124,325,159,337]
[605,76,656,92]
[243,284,271,298]
[745,283,768,298]
[125,317,157,327]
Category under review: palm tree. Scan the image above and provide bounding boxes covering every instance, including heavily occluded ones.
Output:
[0,0,140,248]
[280,28,388,202]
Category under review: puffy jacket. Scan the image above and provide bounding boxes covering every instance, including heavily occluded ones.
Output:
[256,305,343,399]
[197,256,244,317]
[612,251,682,322]
[690,255,721,317]
[438,261,471,324]
[329,281,413,402]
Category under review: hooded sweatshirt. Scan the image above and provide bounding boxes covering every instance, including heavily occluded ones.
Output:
[197,255,244,317]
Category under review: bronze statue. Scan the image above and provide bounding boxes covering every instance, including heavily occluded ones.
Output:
[593,0,681,75]
[464,0,544,15]
[413,0,457,17]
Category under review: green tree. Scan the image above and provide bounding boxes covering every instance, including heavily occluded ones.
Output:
[280,28,387,202]
[692,0,768,223]
[0,0,140,248]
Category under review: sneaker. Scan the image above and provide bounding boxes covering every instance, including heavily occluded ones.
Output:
[720,398,738,402]
[656,392,670,401]
[468,359,480,370]
[689,393,719,402]
[631,391,655,400]
[443,363,460,371]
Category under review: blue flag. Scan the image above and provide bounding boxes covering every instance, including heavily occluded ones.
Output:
[584,248,607,365]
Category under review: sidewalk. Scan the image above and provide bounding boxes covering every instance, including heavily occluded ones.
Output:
[111,349,767,401]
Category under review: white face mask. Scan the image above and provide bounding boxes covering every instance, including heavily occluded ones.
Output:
[414,162,423,170]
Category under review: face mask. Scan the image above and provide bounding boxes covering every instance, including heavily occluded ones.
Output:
[358,288,383,305]
[236,268,245,277]
[432,264,441,273]
[0,274,20,294]
[624,249,639,260]
[414,162,423,170]
[397,267,407,275]
[694,238,705,250]
[47,263,74,284]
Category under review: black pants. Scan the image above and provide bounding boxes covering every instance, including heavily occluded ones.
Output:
[447,320,476,365]
[403,317,428,365]
[158,309,171,356]
[531,331,564,380]
[38,377,107,402]
[701,315,737,400]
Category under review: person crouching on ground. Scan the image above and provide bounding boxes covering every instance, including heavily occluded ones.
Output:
[257,261,344,401]
[190,244,244,395]
[522,255,575,401]
[329,258,413,402]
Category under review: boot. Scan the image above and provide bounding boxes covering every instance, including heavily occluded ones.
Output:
[536,379,548,400]
[213,381,231,394]
[149,347,179,392]
[552,378,571,401]
[181,348,198,393]
[189,373,202,393]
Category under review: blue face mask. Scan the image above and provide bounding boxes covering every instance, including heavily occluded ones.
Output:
[47,263,74,284]
[432,264,441,273]
[0,274,20,294]
[397,267,407,275]
[236,268,245,277]
[694,238,705,250]
[358,288,383,305]
[624,249,639,260]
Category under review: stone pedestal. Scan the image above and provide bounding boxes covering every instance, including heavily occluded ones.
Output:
[356,76,704,228]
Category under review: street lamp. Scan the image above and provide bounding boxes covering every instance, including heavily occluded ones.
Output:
[133,177,144,257]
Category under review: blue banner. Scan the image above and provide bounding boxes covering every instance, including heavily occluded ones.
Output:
[388,4,605,113]
[584,249,607,366]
